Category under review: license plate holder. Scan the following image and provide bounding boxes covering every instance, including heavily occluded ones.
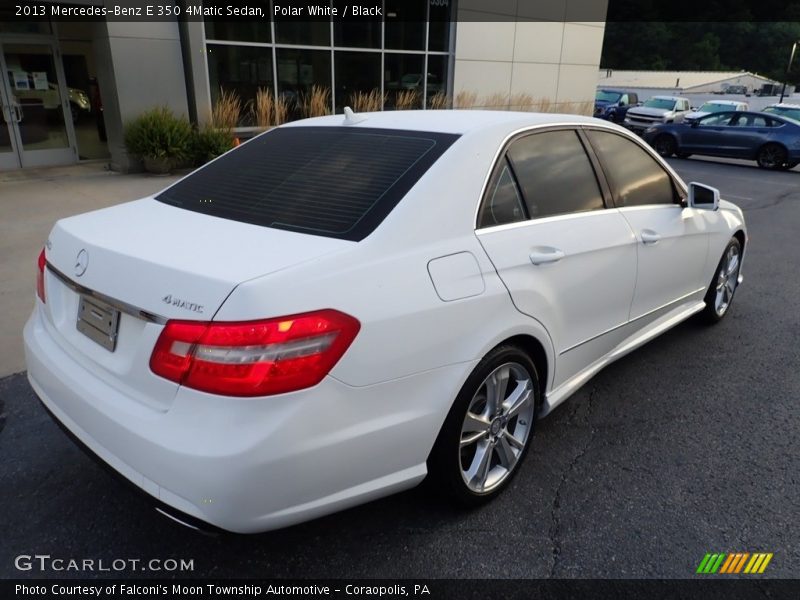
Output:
[76,295,120,352]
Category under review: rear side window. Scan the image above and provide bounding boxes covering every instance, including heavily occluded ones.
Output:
[585,130,677,207]
[156,126,459,241]
[731,114,771,128]
[477,159,526,228]
[506,130,605,219]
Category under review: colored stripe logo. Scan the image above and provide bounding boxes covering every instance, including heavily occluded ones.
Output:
[696,552,773,574]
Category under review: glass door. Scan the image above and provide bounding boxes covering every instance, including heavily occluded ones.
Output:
[0,71,20,169]
[0,41,77,168]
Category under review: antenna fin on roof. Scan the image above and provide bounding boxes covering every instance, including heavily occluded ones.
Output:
[343,106,368,125]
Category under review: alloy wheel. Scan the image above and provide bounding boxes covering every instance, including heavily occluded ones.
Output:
[459,362,535,494]
[654,135,676,157]
[758,145,786,169]
[714,244,740,317]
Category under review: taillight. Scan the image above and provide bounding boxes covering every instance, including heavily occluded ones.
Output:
[149,309,360,396]
[36,248,46,303]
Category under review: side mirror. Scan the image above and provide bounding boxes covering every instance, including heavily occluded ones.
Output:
[688,182,719,210]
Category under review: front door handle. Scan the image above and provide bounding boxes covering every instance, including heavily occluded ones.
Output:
[529,247,566,265]
[640,230,661,245]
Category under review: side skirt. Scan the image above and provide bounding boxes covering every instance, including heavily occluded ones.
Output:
[540,299,706,416]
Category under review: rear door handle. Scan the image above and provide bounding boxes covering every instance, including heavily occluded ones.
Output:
[640,230,661,245]
[529,247,565,265]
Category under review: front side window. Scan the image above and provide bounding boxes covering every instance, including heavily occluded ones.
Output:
[586,130,677,208]
[698,112,735,126]
[730,114,771,128]
[506,130,605,219]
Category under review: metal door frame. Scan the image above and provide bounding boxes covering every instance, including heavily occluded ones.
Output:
[0,30,78,169]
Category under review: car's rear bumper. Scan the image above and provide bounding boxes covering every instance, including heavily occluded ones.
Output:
[24,303,474,533]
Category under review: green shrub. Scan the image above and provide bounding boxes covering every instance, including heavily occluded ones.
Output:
[124,106,193,162]
[191,125,235,166]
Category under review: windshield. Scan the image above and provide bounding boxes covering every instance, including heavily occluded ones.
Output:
[643,98,677,110]
[698,102,734,113]
[763,106,800,121]
[596,90,621,102]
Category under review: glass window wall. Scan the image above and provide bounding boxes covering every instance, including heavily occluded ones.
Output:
[203,1,452,125]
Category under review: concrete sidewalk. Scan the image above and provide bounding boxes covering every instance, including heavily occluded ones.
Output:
[0,162,182,377]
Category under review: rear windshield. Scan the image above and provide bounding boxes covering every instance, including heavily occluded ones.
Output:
[156,126,460,241]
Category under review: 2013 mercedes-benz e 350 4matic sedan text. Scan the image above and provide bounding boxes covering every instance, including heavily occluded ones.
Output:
[24,110,746,533]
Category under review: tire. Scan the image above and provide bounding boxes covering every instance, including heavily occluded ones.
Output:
[701,237,742,324]
[653,134,677,157]
[756,143,787,170]
[428,344,540,506]
[676,152,693,159]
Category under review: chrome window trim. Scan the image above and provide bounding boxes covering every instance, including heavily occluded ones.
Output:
[46,261,168,325]
[473,120,689,232]
[475,206,623,236]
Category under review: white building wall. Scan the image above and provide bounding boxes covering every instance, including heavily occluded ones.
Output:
[453,1,607,112]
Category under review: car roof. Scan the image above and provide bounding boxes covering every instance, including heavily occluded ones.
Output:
[282,109,604,136]
[703,100,744,105]
[650,95,686,100]
[765,103,800,109]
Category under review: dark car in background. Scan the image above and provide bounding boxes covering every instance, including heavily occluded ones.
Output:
[642,111,800,170]
[594,89,639,123]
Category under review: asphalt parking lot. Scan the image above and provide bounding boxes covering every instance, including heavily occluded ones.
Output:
[0,157,798,580]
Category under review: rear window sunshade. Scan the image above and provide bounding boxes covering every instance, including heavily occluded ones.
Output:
[156,126,460,241]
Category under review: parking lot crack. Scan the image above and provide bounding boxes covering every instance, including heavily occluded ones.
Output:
[548,385,598,578]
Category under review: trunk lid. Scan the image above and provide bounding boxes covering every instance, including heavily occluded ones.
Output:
[42,198,352,410]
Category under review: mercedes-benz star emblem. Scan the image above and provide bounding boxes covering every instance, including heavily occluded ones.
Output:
[74,249,89,277]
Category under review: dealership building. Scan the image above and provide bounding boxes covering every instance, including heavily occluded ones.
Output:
[0,0,607,171]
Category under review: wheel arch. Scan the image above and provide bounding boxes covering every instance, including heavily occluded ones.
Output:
[430,329,553,450]
[756,140,788,160]
[501,334,549,402]
[732,229,746,254]
[653,132,679,155]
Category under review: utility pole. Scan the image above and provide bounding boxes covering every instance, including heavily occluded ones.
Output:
[779,41,798,103]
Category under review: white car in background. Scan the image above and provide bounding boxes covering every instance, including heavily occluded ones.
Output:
[761,103,800,122]
[24,110,746,533]
[684,99,749,122]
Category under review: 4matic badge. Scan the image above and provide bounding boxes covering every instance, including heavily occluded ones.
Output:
[162,294,204,314]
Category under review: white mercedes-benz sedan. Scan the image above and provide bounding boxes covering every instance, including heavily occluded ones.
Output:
[24,110,746,533]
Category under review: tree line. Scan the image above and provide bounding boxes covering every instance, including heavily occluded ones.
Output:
[602,0,800,85]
